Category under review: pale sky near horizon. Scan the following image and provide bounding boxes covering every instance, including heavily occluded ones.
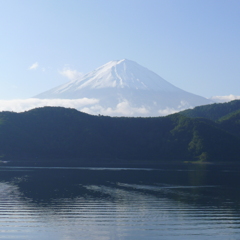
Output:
[1,0,240,101]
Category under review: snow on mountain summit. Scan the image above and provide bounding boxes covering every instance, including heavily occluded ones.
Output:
[93,59,180,91]
[35,59,212,117]
[50,59,180,94]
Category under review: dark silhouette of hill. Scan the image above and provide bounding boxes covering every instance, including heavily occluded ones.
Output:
[179,99,240,140]
[180,100,240,121]
[218,110,240,138]
[0,104,239,166]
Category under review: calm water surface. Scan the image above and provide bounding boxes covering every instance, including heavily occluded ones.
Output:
[0,165,240,239]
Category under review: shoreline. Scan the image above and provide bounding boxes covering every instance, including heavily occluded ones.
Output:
[1,159,240,169]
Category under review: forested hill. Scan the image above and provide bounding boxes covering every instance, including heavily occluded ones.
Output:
[180,100,240,121]
[179,100,240,140]
[0,102,240,166]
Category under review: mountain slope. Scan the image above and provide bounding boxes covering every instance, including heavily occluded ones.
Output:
[218,110,240,138]
[179,99,240,139]
[35,59,212,117]
[180,100,240,121]
[0,106,239,165]
[49,59,180,92]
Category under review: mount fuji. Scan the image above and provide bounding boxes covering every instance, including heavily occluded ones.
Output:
[35,59,212,116]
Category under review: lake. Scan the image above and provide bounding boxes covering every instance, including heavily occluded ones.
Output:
[0,164,240,239]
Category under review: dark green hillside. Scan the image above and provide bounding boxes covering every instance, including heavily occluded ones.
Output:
[162,115,240,162]
[0,106,239,166]
[218,110,240,138]
[180,100,240,121]
[0,107,175,162]
[179,99,240,139]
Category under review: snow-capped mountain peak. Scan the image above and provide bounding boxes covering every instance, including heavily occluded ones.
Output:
[53,59,180,94]
[35,59,212,117]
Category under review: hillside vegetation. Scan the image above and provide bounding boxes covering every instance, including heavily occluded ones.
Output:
[0,100,240,166]
[180,100,240,121]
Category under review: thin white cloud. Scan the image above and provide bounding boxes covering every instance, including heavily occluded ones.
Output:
[209,94,240,103]
[177,100,191,109]
[158,108,179,116]
[0,98,99,113]
[81,100,149,117]
[82,103,184,117]
[0,99,187,117]
[60,67,83,81]
[29,62,39,70]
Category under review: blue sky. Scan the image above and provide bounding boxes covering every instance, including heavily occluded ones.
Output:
[1,0,240,101]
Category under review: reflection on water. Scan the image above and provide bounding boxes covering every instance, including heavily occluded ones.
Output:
[0,165,240,239]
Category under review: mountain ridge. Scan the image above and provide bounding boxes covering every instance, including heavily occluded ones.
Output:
[0,100,240,166]
[40,59,182,93]
[180,100,240,121]
[35,59,212,117]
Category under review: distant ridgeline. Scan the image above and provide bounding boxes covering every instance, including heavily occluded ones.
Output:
[0,100,240,166]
